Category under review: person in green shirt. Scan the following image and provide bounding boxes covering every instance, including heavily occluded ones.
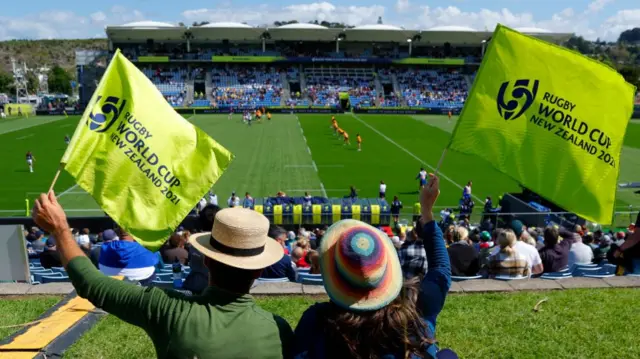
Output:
[32,191,293,359]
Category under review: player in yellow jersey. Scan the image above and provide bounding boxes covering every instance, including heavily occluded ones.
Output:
[448,110,452,123]
[356,133,362,151]
[267,112,272,120]
[256,109,262,122]
[331,117,339,136]
[342,130,350,146]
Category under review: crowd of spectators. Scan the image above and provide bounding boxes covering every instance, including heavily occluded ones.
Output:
[211,66,282,108]
[397,69,469,109]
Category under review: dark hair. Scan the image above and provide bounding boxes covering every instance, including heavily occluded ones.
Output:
[205,257,261,293]
[320,278,433,359]
[544,226,559,247]
[269,225,287,240]
[583,233,594,244]
[198,204,221,232]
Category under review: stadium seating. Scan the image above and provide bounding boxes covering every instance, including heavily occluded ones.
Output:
[304,67,375,107]
[142,68,187,107]
[396,69,468,109]
[211,66,282,108]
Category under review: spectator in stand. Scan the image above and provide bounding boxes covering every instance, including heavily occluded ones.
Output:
[261,226,297,282]
[98,227,159,284]
[40,236,63,269]
[538,226,577,273]
[447,226,480,276]
[243,192,254,209]
[349,185,358,201]
[568,228,594,267]
[90,229,117,267]
[492,220,543,275]
[77,228,91,246]
[28,229,46,252]
[487,229,530,278]
[208,192,218,206]
[291,247,310,268]
[391,195,403,223]
[307,250,321,274]
[32,194,294,359]
[397,227,427,279]
[162,233,189,265]
[183,204,221,295]
[303,192,312,206]
[593,235,612,264]
[614,210,640,273]
[478,231,493,269]
[583,232,597,251]
[227,191,240,208]
[293,174,453,358]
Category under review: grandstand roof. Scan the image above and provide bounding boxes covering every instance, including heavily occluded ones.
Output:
[107,22,573,45]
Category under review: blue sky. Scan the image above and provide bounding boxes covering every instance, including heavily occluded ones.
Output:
[0,0,638,40]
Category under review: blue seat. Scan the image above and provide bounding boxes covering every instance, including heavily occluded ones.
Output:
[541,272,573,279]
[301,277,323,285]
[150,280,175,289]
[297,268,310,274]
[583,274,615,279]
[298,273,322,283]
[494,275,528,281]
[572,266,614,277]
[256,277,290,283]
[41,275,70,283]
[451,275,482,282]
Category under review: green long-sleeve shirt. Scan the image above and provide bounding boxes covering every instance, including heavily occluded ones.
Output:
[67,256,293,359]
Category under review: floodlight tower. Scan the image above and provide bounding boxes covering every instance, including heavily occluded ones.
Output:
[11,58,28,102]
[37,65,50,94]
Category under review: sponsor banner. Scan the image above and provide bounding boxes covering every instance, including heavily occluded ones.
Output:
[392,58,466,65]
[137,56,170,63]
[35,109,84,116]
[354,108,461,115]
[211,56,286,63]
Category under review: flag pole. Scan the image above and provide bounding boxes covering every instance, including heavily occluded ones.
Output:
[434,148,448,175]
[48,164,64,193]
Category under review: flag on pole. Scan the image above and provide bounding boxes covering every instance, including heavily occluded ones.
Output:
[448,25,636,225]
[61,49,233,250]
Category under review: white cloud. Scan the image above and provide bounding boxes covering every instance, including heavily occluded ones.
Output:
[0,3,636,41]
[90,11,107,23]
[586,0,614,14]
[181,2,384,27]
[396,0,410,13]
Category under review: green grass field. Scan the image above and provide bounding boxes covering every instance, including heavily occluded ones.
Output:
[0,114,638,224]
[2,289,639,358]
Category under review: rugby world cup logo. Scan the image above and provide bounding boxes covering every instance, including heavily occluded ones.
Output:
[87,96,127,132]
[497,79,539,121]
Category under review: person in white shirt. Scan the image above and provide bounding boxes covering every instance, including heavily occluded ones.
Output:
[76,228,91,246]
[208,192,218,206]
[303,192,312,206]
[491,220,544,275]
[227,192,240,207]
[197,197,207,212]
[568,236,595,267]
[416,168,428,189]
[379,180,387,199]
[463,181,472,199]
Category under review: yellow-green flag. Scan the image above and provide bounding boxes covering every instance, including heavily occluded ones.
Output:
[61,50,233,250]
[449,25,636,225]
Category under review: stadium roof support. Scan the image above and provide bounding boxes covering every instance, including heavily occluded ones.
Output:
[106,22,573,45]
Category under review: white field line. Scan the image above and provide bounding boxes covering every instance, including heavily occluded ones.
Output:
[0,116,68,135]
[286,189,348,192]
[56,184,79,199]
[296,116,327,198]
[16,134,34,140]
[60,123,74,128]
[350,113,483,203]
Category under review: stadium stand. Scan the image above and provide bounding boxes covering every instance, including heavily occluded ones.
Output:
[211,65,282,108]
[142,67,187,107]
[397,69,469,109]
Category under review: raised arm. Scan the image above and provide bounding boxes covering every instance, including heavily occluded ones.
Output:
[417,175,451,323]
[32,192,181,332]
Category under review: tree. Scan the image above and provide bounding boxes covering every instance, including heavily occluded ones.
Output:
[178,22,185,27]
[0,71,14,94]
[566,35,592,54]
[618,66,640,88]
[192,21,210,27]
[47,65,72,95]
[618,28,640,44]
[26,71,38,94]
[273,20,298,27]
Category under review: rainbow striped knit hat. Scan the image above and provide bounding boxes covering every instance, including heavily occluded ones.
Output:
[319,219,403,311]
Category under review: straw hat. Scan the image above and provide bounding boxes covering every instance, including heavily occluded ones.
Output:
[189,208,283,270]
[319,219,403,312]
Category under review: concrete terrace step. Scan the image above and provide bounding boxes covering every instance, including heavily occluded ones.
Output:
[3,277,640,297]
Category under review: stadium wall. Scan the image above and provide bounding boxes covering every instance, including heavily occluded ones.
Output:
[35,106,640,118]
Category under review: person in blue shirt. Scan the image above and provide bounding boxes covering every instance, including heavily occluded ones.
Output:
[293,174,454,359]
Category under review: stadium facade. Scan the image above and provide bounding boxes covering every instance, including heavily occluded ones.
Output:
[72,21,576,115]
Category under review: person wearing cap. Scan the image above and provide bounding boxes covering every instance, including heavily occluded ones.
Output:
[292,174,455,358]
[89,229,118,268]
[40,236,63,268]
[593,235,613,264]
[32,191,293,359]
[492,219,544,275]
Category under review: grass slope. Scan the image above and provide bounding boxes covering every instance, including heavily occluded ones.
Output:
[0,296,62,339]
[60,289,640,358]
